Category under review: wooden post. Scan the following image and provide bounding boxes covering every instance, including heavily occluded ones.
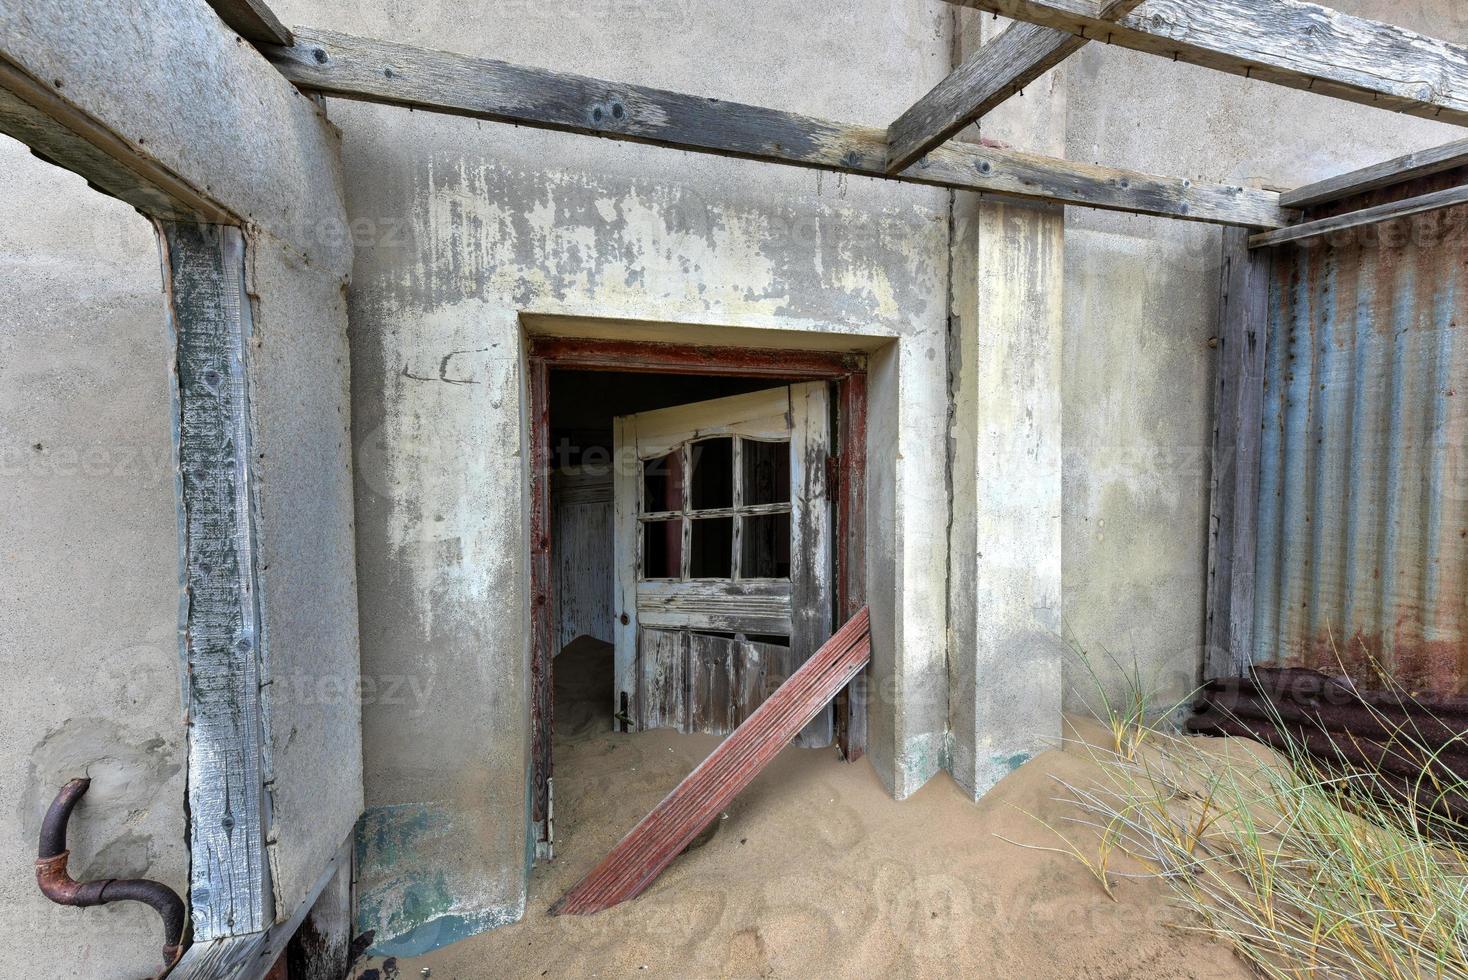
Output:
[159,222,272,938]
[1205,227,1271,678]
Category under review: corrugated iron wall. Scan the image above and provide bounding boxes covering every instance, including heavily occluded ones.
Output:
[1254,192,1468,697]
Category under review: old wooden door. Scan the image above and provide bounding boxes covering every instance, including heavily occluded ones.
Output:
[613,382,833,745]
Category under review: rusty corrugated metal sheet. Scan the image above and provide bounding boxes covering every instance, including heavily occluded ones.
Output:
[1254,192,1468,697]
[1190,668,1468,822]
[550,607,871,916]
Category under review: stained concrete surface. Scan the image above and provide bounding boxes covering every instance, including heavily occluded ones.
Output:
[0,135,187,980]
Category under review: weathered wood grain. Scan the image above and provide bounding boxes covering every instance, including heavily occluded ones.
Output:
[528,358,554,856]
[160,223,271,940]
[1282,139,1468,209]
[1249,183,1468,248]
[173,836,350,980]
[1204,227,1270,679]
[886,0,1145,172]
[206,0,293,46]
[638,628,686,730]
[835,373,868,761]
[947,0,1468,127]
[0,56,230,221]
[263,28,1291,228]
[552,468,614,648]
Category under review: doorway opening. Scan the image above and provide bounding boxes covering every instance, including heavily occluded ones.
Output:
[527,338,868,860]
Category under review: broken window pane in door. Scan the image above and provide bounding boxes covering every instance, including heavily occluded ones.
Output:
[641,518,682,578]
[688,516,733,577]
[741,438,790,505]
[740,512,791,578]
[641,451,683,513]
[688,437,733,510]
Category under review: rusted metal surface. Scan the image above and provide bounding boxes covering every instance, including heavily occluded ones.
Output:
[550,606,871,916]
[1190,668,1468,821]
[1253,181,1468,697]
[36,778,188,974]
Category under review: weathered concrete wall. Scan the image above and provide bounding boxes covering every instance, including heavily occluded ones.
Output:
[269,0,957,953]
[946,16,1068,799]
[0,136,187,980]
[1059,0,1466,717]
[1,0,363,951]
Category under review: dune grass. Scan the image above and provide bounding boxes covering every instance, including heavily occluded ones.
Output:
[1021,643,1468,979]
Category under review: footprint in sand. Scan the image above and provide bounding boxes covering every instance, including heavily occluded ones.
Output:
[812,781,865,850]
[722,926,773,978]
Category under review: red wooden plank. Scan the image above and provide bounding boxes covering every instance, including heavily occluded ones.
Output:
[549,607,872,916]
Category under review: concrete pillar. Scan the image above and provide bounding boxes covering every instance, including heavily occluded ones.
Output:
[945,11,1065,799]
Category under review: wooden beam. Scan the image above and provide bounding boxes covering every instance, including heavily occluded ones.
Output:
[1249,183,1468,248]
[0,55,231,222]
[206,0,293,46]
[263,29,1293,229]
[886,0,1145,172]
[945,0,1468,127]
[1205,227,1269,679]
[1282,138,1468,209]
[160,222,272,941]
[173,837,351,980]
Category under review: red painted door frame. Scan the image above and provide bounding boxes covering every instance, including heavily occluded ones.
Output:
[525,336,869,853]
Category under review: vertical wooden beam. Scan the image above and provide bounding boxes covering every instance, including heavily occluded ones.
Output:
[527,357,555,859]
[1205,227,1271,678]
[159,221,272,939]
[836,373,869,761]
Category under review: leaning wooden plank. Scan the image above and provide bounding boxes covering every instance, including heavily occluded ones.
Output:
[1248,183,1468,248]
[886,0,1146,172]
[1282,137,1468,208]
[206,0,293,46]
[945,0,1468,128]
[550,607,872,916]
[263,29,1293,229]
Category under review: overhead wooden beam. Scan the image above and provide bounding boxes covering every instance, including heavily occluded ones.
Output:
[1282,138,1468,209]
[1249,183,1468,248]
[263,29,1294,229]
[206,0,293,47]
[944,0,1468,127]
[886,0,1145,172]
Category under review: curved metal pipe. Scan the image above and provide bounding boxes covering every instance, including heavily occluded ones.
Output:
[36,778,188,974]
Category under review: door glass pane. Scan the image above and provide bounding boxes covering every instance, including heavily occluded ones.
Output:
[641,518,682,578]
[741,439,790,505]
[689,437,733,510]
[741,512,791,578]
[688,516,733,577]
[642,451,683,513]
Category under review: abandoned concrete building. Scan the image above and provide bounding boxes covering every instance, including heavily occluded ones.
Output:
[7,0,1468,976]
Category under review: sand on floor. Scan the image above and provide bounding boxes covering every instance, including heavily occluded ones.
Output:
[352,639,1248,979]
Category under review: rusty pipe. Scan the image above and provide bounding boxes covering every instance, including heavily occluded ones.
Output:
[36,778,188,973]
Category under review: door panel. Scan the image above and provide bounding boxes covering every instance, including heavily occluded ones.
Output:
[613,382,833,744]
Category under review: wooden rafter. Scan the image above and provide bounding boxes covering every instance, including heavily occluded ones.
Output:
[1249,183,1468,249]
[1282,138,1468,209]
[263,29,1294,229]
[205,0,293,46]
[886,0,1145,172]
[944,0,1468,128]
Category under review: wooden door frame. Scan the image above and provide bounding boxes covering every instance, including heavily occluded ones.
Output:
[526,336,869,855]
